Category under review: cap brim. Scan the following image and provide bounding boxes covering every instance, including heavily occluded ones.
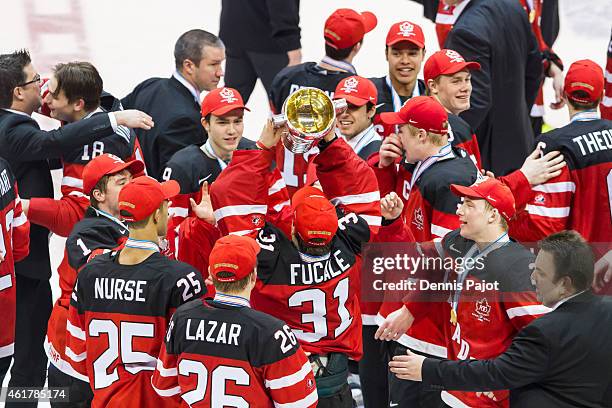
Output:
[450,184,484,200]
[209,105,250,117]
[379,111,406,125]
[337,94,370,107]
[387,38,425,49]
[107,160,145,180]
[160,180,180,199]
[361,11,378,33]
[440,61,481,76]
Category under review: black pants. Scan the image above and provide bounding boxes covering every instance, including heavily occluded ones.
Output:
[6,274,52,408]
[317,383,354,408]
[224,48,289,103]
[388,343,448,408]
[47,363,93,408]
[359,325,389,408]
[0,355,11,387]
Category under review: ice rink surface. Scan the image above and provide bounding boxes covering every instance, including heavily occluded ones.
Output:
[1,0,611,405]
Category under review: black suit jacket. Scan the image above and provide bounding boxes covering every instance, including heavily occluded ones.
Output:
[423,291,612,407]
[445,0,542,175]
[0,109,115,279]
[121,77,206,180]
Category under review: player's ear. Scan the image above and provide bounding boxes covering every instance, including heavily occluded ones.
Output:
[92,188,105,204]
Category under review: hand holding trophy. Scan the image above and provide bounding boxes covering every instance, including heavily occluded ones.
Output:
[272,87,347,153]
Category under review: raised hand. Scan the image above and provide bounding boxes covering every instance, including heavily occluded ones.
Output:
[381,191,404,220]
[379,133,403,168]
[190,181,215,224]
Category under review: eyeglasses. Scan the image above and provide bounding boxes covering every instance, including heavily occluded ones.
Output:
[18,74,41,87]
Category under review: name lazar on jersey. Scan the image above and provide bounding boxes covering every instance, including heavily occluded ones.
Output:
[94,277,147,302]
[290,249,351,285]
[572,128,612,156]
[185,318,241,346]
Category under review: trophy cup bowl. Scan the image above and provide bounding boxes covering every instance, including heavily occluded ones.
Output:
[272,87,347,154]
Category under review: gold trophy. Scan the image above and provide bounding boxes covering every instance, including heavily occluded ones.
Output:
[273,87,347,153]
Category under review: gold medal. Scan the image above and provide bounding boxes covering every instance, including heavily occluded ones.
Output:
[450,308,458,325]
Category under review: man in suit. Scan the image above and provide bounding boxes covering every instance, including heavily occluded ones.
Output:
[389,230,612,408]
[122,29,225,180]
[0,49,152,404]
[443,0,542,175]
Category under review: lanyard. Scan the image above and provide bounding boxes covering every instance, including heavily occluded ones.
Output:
[385,74,421,113]
[319,56,357,74]
[406,143,453,197]
[214,292,251,308]
[202,140,228,170]
[124,238,160,252]
[450,233,510,323]
[93,207,128,231]
[570,109,599,123]
[341,124,380,155]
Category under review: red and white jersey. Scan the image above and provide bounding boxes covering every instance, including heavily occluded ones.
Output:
[152,294,318,407]
[510,116,612,243]
[65,248,205,407]
[602,29,612,120]
[274,144,319,197]
[210,138,381,359]
[0,158,30,358]
[436,230,548,408]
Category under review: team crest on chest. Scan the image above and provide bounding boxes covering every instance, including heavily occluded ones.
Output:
[220,87,238,104]
[472,297,491,322]
[412,207,424,231]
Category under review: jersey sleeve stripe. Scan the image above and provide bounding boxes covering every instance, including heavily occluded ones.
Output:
[531,182,576,193]
[12,213,27,228]
[269,178,287,195]
[0,275,12,291]
[330,191,381,205]
[65,346,87,362]
[603,96,612,108]
[431,223,453,239]
[606,70,612,82]
[66,320,86,340]
[265,361,312,390]
[273,200,291,212]
[155,359,178,377]
[0,343,14,358]
[526,205,570,218]
[506,304,551,319]
[67,191,88,198]
[61,176,84,188]
[150,379,181,397]
[359,214,382,227]
[214,204,268,220]
[274,388,318,408]
[168,207,189,217]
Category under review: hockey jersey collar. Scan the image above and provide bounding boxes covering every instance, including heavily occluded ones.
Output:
[319,56,357,75]
[213,292,251,308]
[92,207,128,231]
[339,124,382,155]
[570,109,599,122]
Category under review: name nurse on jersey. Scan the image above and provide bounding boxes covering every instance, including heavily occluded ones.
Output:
[94,277,147,302]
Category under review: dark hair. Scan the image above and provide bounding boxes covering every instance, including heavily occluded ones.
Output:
[211,271,252,293]
[0,49,31,108]
[566,90,600,111]
[89,174,110,208]
[174,29,224,70]
[124,202,165,230]
[296,235,333,257]
[53,62,103,111]
[539,230,594,292]
[325,41,360,61]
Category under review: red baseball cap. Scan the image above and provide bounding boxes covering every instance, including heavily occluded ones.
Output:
[82,154,144,195]
[564,59,604,104]
[292,186,338,246]
[424,49,481,84]
[118,176,180,222]
[451,178,516,221]
[324,8,377,50]
[209,235,260,282]
[379,96,449,134]
[201,87,250,117]
[334,75,378,106]
[386,21,425,49]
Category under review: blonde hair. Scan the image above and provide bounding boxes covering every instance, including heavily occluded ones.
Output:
[484,201,509,231]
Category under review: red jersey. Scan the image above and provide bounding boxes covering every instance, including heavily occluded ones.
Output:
[45,207,128,377]
[510,116,612,243]
[151,295,318,407]
[209,138,381,359]
[0,159,30,358]
[65,248,205,407]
